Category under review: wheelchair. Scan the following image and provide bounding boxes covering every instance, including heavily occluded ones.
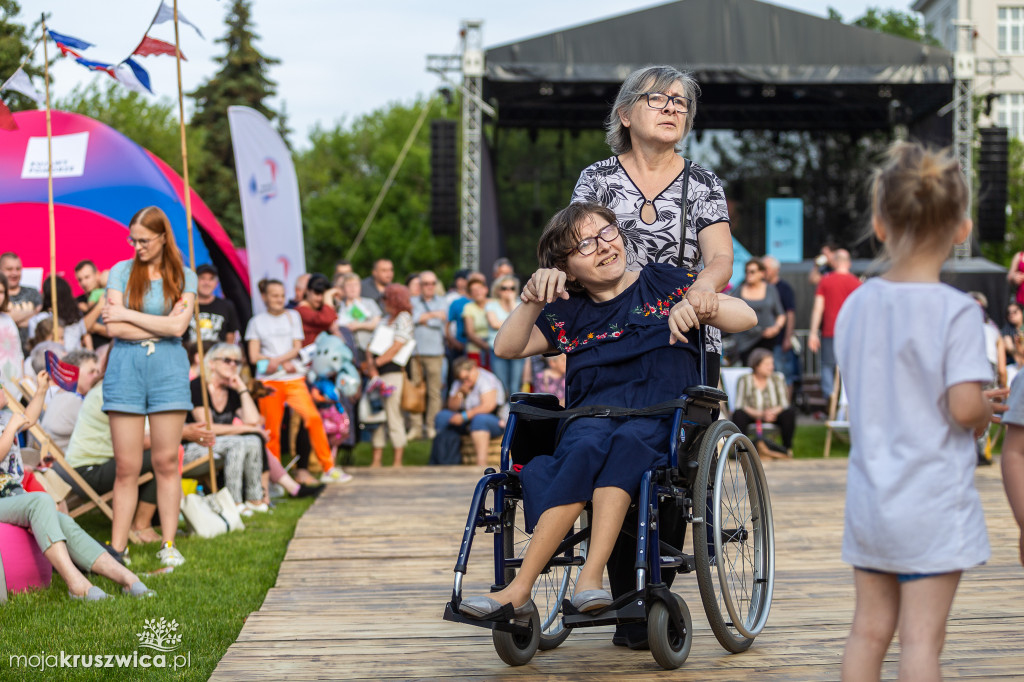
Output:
[442,366,776,670]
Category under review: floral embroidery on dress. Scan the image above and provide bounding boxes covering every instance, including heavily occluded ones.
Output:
[545,314,622,353]
[630,275,694,319]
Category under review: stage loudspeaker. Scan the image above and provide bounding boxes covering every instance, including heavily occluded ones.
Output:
[978,127,1008,243]
[431,120,458,237]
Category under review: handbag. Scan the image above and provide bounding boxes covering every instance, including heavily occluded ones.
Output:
[207,488,246,532]
[401,377,426,414]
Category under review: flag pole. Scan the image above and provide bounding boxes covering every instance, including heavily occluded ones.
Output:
[172,0,217,491]
[40,16,59,343]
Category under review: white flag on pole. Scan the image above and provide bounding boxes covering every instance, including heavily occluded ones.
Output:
[1,68,44,106]
[153,1,205,39]
[227,106,305,314]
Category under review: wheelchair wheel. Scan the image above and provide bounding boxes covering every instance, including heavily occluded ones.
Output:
[502,498,589,651]
[693,420,775,653]
[492,602,541,666]
[648,593,693,670]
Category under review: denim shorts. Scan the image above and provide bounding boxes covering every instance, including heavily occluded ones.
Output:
[103,338,192,415]
[856,567,945,583]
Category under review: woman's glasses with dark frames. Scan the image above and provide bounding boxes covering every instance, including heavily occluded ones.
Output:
[641,92,692,113]
[572,223,620,257]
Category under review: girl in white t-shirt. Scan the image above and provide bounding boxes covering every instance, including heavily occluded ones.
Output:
[244,279,349,485]
[836,142,994,680]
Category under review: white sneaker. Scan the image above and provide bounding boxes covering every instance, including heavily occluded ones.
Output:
[321,467,353,484]
[236,503,255,518]
[156,543,186,567]
[245,501,270,513]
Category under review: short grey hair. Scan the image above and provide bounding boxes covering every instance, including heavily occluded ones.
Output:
[605,65,700,155]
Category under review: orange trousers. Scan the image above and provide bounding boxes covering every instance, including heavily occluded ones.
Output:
[258,377,333,473]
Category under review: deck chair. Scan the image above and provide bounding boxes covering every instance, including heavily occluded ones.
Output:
[1,385,136,519]
[822,367,849,458]
[720,365,780,437]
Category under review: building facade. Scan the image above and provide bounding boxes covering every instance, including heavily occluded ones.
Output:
[915,0,1024,137]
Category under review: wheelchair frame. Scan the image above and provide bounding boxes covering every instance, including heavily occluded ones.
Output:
[442,380,776,669]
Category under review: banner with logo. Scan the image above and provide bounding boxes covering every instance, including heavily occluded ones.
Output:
[227,106,305,314]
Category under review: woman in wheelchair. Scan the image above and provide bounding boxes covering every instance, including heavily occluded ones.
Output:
[457,201,756,621]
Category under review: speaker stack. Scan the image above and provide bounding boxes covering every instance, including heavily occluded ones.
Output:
[978,127,1008,243]
[430,120,458,236]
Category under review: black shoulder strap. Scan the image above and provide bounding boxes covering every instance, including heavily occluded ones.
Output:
[677,158,692,268]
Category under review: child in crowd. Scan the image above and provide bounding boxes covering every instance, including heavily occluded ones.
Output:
[998,376,1024,568]
[836,142,995,680]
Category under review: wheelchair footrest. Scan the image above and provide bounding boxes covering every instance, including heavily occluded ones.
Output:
[443,601,532,636]
[562,591,647,628]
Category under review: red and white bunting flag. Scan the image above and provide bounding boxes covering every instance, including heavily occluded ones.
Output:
[0,99,17,131]
[133,35,182,59]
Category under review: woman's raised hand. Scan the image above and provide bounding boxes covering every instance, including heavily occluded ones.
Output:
[521,268,570,304]
[668,299,699,345]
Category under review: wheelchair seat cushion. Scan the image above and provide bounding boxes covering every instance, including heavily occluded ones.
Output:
[519,415,670,531]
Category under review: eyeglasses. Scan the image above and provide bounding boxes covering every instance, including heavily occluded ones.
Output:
[421,280,437,286]
[641,92,692,113]
[216,358,242,366]
[745,268,761,274]
[127,235,161,249]
[500,285,517,291]
[571,223,620,257]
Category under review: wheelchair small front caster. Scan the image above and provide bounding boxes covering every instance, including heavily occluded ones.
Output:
[648,593,692,670]
[492,602,541,666]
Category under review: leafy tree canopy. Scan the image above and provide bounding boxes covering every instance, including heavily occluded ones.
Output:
[0,0,46,111]
[295,97,460,284]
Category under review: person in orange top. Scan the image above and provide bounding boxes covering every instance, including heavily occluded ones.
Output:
[807,248,860,401]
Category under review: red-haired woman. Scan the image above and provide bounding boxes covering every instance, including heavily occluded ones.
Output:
[366,283,414,467]
[101,206,197,567]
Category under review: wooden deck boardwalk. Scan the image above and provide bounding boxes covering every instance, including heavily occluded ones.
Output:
[212,460,1023,681]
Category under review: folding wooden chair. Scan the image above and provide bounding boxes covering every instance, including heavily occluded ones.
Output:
[823,367,849,458]
[1,385,143,520]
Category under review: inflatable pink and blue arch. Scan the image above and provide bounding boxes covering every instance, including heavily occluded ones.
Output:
[0,110,251,320]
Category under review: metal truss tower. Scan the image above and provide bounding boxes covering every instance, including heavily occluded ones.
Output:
[953,19,974,258]
[426,22,491,271]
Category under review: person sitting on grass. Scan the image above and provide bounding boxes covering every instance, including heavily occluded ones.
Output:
[0,377,154,599]
[458,201,755,619]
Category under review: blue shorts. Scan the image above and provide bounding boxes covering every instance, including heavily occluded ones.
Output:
[856,567,946,583]
[103,338,192,415]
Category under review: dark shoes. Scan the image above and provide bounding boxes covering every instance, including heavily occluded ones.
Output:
[612,622,650,650]
[295,483,326,498]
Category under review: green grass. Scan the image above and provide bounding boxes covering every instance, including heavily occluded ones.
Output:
[1,495,314,681]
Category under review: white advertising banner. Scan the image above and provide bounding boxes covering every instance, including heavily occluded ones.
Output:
[21,132,89,179]
[227,106,306,314]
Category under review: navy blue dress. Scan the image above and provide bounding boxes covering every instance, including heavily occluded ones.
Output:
[521,263,701,529]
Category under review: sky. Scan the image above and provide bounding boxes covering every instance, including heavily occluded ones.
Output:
[17,0,907,148]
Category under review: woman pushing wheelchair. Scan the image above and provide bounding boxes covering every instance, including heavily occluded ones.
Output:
[457,201,755,621]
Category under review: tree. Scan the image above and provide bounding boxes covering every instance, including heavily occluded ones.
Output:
[189,0,280,245]
[495,127,612,270]
[295,97,460,282]
[0,0,46,111]
[830,6,942,46]
[57,82,208,179]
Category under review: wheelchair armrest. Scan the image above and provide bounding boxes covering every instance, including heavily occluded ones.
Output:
[684,385,728,404]
[510,392,563,409]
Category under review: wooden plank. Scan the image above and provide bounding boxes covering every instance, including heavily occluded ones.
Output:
[212,460,1024,680]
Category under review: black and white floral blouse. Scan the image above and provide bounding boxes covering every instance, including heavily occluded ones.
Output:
[572,156,731,353]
